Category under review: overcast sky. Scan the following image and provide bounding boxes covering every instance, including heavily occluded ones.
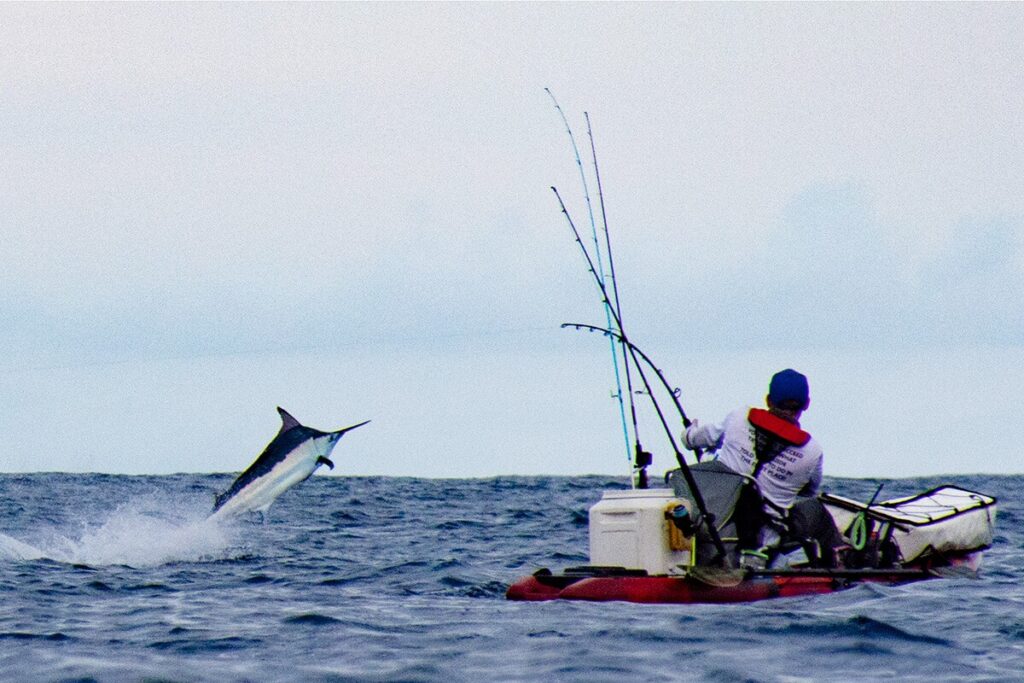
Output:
[1,4,1022,479]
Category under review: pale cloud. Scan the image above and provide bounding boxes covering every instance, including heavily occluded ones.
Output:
[2,3,1021,358]
[1,4,1022,475]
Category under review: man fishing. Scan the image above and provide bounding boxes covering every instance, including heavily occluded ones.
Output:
[683,369,844,568]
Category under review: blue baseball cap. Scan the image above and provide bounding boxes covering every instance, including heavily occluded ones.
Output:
[769,369,809,407]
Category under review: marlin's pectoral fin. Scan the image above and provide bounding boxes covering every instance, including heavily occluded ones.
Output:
[317,456,335,470]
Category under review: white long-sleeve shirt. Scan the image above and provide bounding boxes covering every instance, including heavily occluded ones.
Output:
[684,406,824,514]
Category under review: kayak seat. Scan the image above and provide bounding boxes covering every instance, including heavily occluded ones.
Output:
[667,463,839,568]
[667,461,755,566]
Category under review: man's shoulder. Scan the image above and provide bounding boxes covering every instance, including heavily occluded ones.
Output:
[726,405,755,422]
[801,435,824,459]
[720,406,754,433]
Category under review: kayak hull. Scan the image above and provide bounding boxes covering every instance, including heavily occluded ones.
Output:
[506,567,933,604]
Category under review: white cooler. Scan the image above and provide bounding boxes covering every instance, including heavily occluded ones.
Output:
[588,488,693,575]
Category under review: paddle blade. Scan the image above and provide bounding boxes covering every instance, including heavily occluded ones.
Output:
[687,566,747,587]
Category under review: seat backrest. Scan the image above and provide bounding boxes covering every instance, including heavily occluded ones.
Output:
[668,461,757,565]
[667,461,752,533]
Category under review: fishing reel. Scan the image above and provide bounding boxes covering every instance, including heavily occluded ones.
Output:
[633,446,653,489]
[666,502,697,537]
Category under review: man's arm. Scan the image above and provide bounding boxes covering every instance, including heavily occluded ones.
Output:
[683,420,725,452]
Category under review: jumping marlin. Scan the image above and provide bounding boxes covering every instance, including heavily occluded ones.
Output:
[209,407,369,520]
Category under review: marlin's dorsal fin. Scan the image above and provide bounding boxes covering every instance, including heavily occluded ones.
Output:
[276,407,302,435]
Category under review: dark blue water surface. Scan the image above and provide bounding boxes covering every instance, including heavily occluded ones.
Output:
[0,473,1019,682]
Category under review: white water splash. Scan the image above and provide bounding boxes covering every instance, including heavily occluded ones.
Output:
[0,532,45,561]
[0,495,247,567]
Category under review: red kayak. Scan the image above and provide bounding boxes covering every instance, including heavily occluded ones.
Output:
[506,565,943,604]
[506,477,994,604]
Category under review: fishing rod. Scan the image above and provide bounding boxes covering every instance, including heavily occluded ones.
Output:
[551,188,701,438]
[583,112,648,485]
[561,322,695,432]
[545,89,635,482]
[551,187,728,562]
[550,104,695,453]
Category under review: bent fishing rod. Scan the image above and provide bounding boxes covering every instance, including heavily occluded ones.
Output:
[552,186,696,432]
[552,187,729,563]
[561,322,694,433]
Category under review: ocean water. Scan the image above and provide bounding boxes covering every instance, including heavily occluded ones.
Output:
[0,472,1019,682]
